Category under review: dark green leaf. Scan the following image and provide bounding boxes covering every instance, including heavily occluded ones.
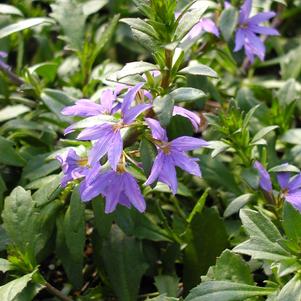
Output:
[0,136,26,167]
[153,95,174,127]
[219,8,238,41]
[140,138,157,177]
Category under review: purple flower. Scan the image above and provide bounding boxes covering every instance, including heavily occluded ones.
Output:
[277,172,301,212]
[254,161,272,192]
[56,149,89,187]
[188,18,220,39]
[0,51,10,70]
[234,0,279,62]
[76,83,152,170]
[144,118,207,194]
[254,161,301,212]
[80,168,146,213]
[62,89,117,118]
[173,106,200,131]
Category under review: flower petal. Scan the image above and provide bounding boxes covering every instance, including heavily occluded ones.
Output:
[88,134,113,164]
[277,172,290,190]
[253,161,272,192]
[171,136,208,151]
[121,83,144,114]
[159,156,178,194]
[240,0,252,22]
[249,12,276,24]
[61,99,104,117]
[285,190,301,212]
[77,123,113,141]
[248,24,279,36]
[145,151,164,186]
[108,132,123,170]
[123,103,152,124]
[288,174,301,192]
[173,106,200,131]
[199,18,220,37]
[145,118,168,142]
[172,150,201,177]
[234,29,245,52]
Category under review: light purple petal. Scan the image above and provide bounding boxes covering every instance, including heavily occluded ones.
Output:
[88,133,113,164]
[108,132,123,170]
[123,103,152,124]
[244,30,266,61]
[105,175,123,213]
[249,12,276,24]
[288,174,301,192]
[172,150,201,177]
[173,106,200,131]
[277,172,290,190]
[199,18,220,37]
[234,29,245,52]
[171,136,208,151]
[79,174,107,202]
[159,155,178,194]
[145,151,164,186]
[145,118,168,142]
[285,190,301,212]
[100,89,116,114]
[61,99,104,117]
[253,161,272,192]
[187,23,203,39]
[240,0,252,22]
[124,173,146,212]
[77,123,113,140]
[248,24,279,36]
[121,83,144,114]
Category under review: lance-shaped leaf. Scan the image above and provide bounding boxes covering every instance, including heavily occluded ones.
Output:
[276,275,301,301]
[117,61,158,79]
[180,63,218,78]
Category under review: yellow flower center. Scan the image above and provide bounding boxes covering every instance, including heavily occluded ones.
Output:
[77,157,88,167]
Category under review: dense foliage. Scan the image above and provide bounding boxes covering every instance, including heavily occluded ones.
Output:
[0,0,301,300]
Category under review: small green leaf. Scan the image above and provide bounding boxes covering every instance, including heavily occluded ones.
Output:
[0,105,30,122]
[153,95,174,127]
[0,258,13,273]
[140,138,157,177]
[282,202,301,243]
[219,8,238,41]
[0,4,23,16]
[0,136,26,167]
[28,62,58,82]
[251,126,278,144]
[0,271,36,301]
[154,275,179,298]
[180,63,217,78]
[224,194,254,218]
[117,61,158,79]
[82,0,108,15]
[276,275,301,301]
[170,88,205,103]
[0,18,53,39]
[185,281,275,301]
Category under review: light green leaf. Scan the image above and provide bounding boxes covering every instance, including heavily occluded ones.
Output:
[276,275,301,301]
[185,281,275,301]
[0,4,23,16]
[282,202,301,243]
[117,61,158,79]
[0,258,13,273]
[219,7,238,41]
[251,126,278,144]
[180,63,217,78]
[0,271,36,301]
[0,105,30,122]
[154,275,179,298]
[170,88,205,103]
[153,95,174,127]
[28,62,58,82]
[82,0,108,15]
[0,18,53,39]
[224,194,254,218]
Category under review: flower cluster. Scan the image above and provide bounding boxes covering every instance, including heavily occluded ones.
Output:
[57,83,207,213]
[184,0,279,63]
[254,161,301,212]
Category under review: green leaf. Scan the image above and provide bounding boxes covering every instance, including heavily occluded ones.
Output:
[183,207,228,291]
[0,271,36,301]
[277,79,298,105]
[269,164,300,173]
[28,62,58,82]
[92,198,113,239]
[64,188,85,262]
[281,129,301,145]
[233,209,290,261]
[2,187,37,258]
[185,281,275,301]
[50,0,86,50]
[169,88,205,103]
[174,1,211,41]
[13,283,44,301]
[224,194,254,218]
[0,258,13,273]
[0,136,26,167]
[0,18,53,39]
[140,138,157,177]
[0,4,23,16]
[276,275,301,301]
[154,275,179,298]
[180,63,217,78]
[82,0,108,15]
[219,7,238,41]
[282,202,301,243]
[102,225,148,301]
[117,61,158,79]
[186,188,209,224]
[56,212,83,289]
[0,105,30,122]
[251,126,278,144]
[153,95,174,127]
[203,250,254,284]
